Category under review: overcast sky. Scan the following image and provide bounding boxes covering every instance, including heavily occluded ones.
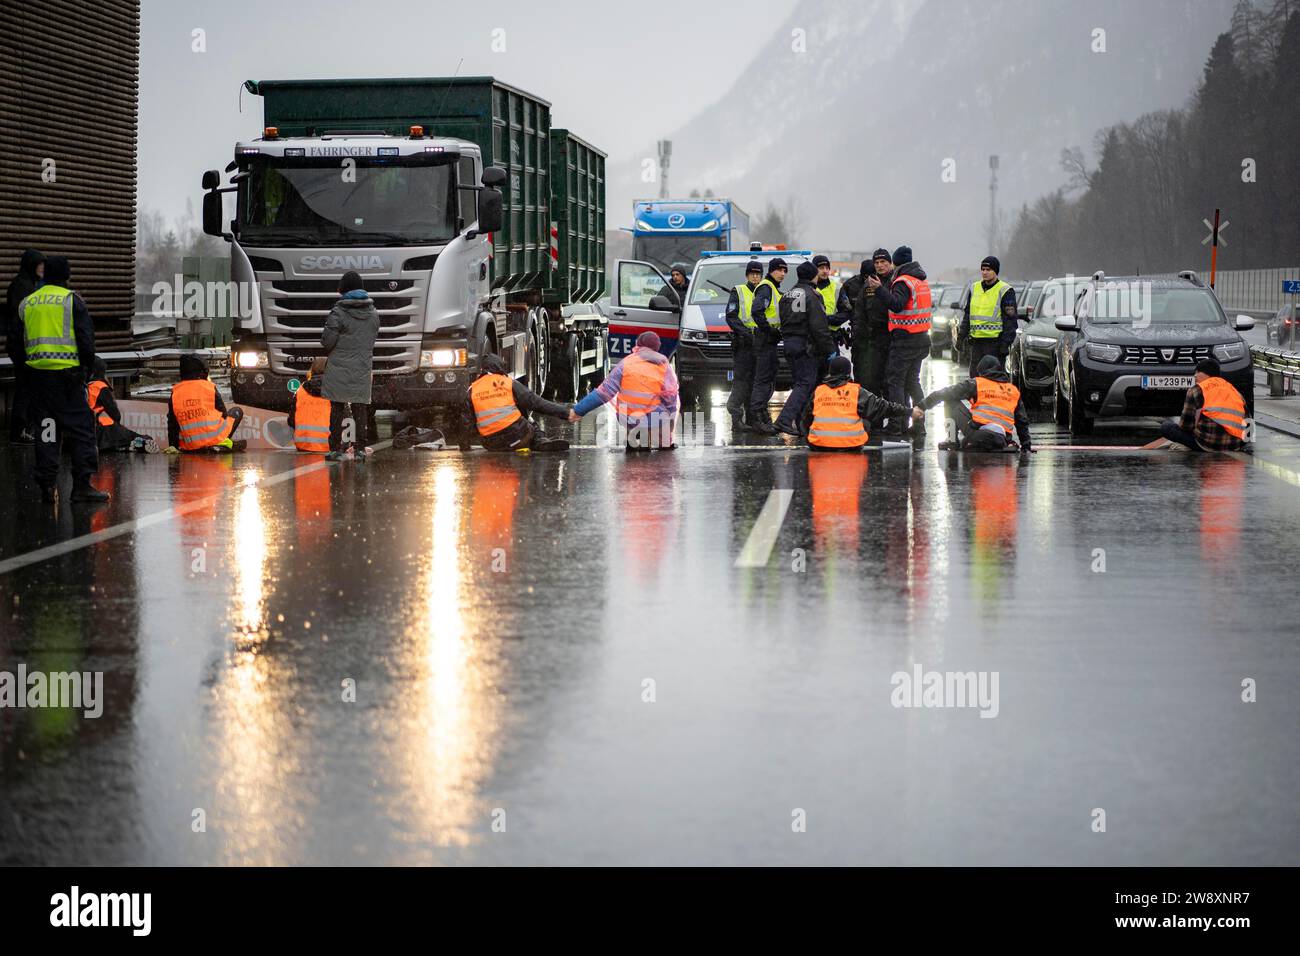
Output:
[139,0,797,224]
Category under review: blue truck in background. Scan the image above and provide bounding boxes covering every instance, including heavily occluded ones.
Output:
[630,198,751,275]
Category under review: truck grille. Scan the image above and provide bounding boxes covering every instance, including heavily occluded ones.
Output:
[1121,345,1212,365]
[271,342,420,375]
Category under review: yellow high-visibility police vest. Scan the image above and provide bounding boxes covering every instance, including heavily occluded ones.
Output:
[758,277,781,321]
[19,285,79,370]
[969,279,1011,338]
[820,280,840,326]
[734,283,758,329]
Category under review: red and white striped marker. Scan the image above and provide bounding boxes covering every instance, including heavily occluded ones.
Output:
[549,222,559,271]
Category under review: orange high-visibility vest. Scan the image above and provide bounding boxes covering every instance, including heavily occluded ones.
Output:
[809,382,869,448]
[970,377,1020,431]
[293,384,332,452]
[887,273,932,334]
[615,353,669,420]
[1198,376,1246,439]
[87,379,114,427]
[470,373,522,436]
[171,378,235,450]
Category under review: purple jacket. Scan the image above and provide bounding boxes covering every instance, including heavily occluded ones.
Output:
[574,347,679,420]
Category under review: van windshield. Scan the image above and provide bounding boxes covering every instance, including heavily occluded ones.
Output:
[688,261,800,305]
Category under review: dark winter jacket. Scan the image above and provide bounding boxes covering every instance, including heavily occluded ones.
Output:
[801,373,911,443]
[779,281,835,359]
[920,369,1033,450]
[321,294,380,404]
[4,249,44,361]
[958,279,1018,349]
[874,261,931,347]
[657,278,688,307]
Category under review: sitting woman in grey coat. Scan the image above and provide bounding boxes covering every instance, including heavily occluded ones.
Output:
[321,270,380,459]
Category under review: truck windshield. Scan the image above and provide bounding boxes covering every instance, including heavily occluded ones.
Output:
[632,234,723,276]
[239,156,456,246]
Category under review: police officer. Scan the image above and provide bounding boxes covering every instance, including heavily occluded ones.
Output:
[773,261,835,437]
[844,249,893,393]
[813,255,843,346]
[724,259,764,433]
[917,353,1034,453]
[869,245,931,438]
[747,257,787,434]
[19,256,109,503]
[957,255,1017,378]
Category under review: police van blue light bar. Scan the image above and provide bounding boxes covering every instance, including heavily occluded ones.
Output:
[699,250,813,258]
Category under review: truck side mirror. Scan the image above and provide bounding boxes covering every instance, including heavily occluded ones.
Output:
[201,170,221,190]
[478,187,504,234]
[202,191,225,237]
[481,166,507,188]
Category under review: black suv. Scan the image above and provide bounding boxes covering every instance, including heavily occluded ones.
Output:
[1052,272,1255,435]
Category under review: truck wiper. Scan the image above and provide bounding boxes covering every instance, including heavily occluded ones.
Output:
[244,232,328,246]
[346,232,430,246]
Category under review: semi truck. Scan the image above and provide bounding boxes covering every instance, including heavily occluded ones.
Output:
[201,77,608,415]
[630,198,750,276]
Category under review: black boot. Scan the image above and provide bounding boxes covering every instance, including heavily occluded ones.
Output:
[70,480,110,503]
[750,419,777,435]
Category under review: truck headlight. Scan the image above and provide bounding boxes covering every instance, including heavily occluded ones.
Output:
[681,329,708,344]
[1212,342,1244,362]
[235,350,268,369]
[1085,342,1122,363]
[420,348,467,368]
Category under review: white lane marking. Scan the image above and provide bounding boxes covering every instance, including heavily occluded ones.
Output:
[0,441,392,576]
[734,489,794,569]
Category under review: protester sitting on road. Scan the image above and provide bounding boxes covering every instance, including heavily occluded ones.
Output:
[286,357,332,453]
[571,330,679,449]
[917,353,1034,453]
[459,353,573,452]
[801,356,920,451]
[87,357,158,453]
[1143,357,1248,452]
[166,354,245,454]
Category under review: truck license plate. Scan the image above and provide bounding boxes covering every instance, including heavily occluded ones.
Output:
[1141,375,1193,389]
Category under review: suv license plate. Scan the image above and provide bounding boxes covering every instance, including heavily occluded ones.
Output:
[1141,375,1194,389]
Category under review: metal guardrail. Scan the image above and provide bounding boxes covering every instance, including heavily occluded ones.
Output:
[1252,344,1300,396]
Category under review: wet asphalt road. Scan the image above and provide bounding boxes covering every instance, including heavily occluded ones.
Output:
[1,358,1298,866]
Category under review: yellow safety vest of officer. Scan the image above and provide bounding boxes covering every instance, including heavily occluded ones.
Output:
[813,255,840,327]
[733,282,757,329]
[19,284,79,369]
[968,265,1012,339]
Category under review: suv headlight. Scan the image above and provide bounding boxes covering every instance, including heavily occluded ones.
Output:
[1085,342,1122,363]
[1023,334,1056,348]
[931,312,948,327]
[1212,342,1245,362]
[681,328,708,344]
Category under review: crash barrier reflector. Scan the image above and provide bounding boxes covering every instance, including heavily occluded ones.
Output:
[116,399,293,450]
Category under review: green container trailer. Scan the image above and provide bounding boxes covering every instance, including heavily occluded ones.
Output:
[209,77,609,411]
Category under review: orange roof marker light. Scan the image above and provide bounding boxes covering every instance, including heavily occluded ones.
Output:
[409,125,425,138]
[263,126,279,139]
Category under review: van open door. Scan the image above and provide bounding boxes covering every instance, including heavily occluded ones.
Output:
[608,260,682,359]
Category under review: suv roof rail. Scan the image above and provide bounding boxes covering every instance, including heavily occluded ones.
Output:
[1091,270,1105,281]
[1177,270,1202,286]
